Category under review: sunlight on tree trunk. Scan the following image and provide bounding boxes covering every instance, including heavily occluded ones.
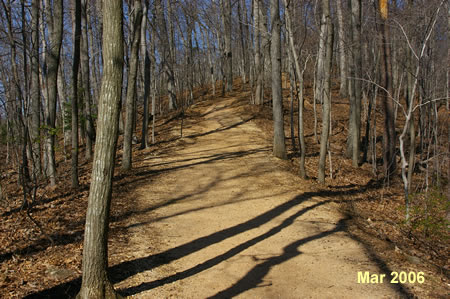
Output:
[76,0,124,297]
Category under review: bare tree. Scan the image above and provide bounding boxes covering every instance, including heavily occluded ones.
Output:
[140,0,150,150]
[76,0,124,297]
[221,0,232,92]
[71,0,81,188]
[122,0,142,171]
[81,0,95,160]
[30,0,41,179]
[253,0,263,104]
[156,0,177,110]
[45,0,63,186]
[379,0,396,178]
[318,0,333,183]
[283,0,308,177]
[336,0,348,97]
[271,0,286,159]
[348,0,362,167]
[397,0,445,221]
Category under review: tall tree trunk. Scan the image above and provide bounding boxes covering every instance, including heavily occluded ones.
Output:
[283,0,307,178]
[271,0,287,159]
[87,10,100,104]
[349,0,362,167]
[156,0,177,111]
[201,26,216,96]
[221,0,233,92]
[379,0,396,178]
[71,0,81,188]
[122,0,142,171]
[140,0,150,150]
[30,0,41,179]
[45,0,63,186]
[253,0,263,105]
[315,5,327,107]
[287,47,297,152]
[81,0,94,160]
[238,0,247,85]
[318,0,333,184]
[76,0,124,297]
[336,0,348,97]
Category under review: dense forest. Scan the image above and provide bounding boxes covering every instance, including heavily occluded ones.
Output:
[0,0,448,298]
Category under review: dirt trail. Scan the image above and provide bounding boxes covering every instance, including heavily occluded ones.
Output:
[114,97,403,298]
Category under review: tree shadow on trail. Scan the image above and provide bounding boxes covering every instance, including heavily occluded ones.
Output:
[25,182,413,298]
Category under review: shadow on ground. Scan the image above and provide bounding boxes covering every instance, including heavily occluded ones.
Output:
[24,182,413,298]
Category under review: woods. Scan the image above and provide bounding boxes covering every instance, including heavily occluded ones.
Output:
[0,0,448,297]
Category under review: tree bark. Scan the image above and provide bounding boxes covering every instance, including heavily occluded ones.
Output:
[45,0,63,186]
[221,0,233,92]
[271,0,287,159]
[122,0,142,171]
[350,0,362,167]
[76,0,124,297]
[238,0,247,85]
[140,0,150,150]
[283,0,308,178]
[30,0,41,179]
[253,0,263,105]
[379,0,396,178]
[71,0,81,188]
[318,0,333,184]
[81,0,95,160]
[156,0,177,111]
[336,0,348,97]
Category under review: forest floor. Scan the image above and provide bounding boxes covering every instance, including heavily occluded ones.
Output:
[0,83,449,298]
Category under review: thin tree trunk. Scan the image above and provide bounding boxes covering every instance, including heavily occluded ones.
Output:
[254,0,263,105]
[238,0,247,86]
[287,48,297,152]
[336,0,348,97]
[271,0,287,159]
[30,0,41,179]
[122,0,142,171]
[71,0,81,188]
[140,1,150,150]
[45,0,63,186]
[81,0,94,160]
[350,0,362,167]
[318,0,333,184]
[221,0,233,92]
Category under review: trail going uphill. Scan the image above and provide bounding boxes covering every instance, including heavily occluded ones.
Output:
[114,96,404,298]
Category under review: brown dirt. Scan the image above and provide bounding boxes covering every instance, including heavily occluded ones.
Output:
[111,95,410,298]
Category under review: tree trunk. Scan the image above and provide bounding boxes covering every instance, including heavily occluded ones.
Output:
[140,1,150,150]
[201,26,216,96]
[45,0,63,186]
[238,0,247,86]
[318,0,333,184]
[350,0,362,167]
[81,0,94,160]
[76,0,124,297]
[336,0,348,97]
[271,0,287,159]
[30,0,41,179]
[156,0,177,111]
[71,0,81,188]
[283,0,307,177]
[253,0,263,105]
[122,0,142,171]
[221,0,233,92]
[379,0,396,178]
